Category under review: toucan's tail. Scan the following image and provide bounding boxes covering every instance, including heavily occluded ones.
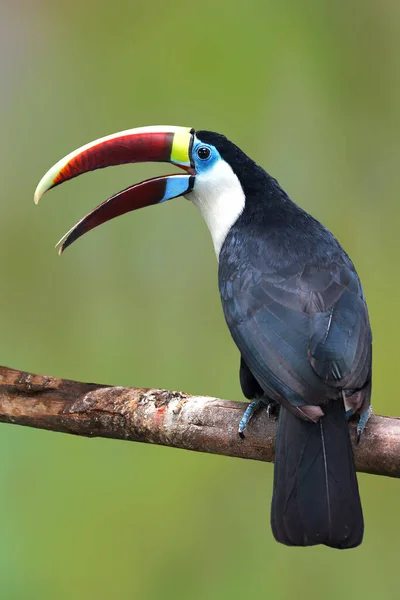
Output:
[271,400,363,548]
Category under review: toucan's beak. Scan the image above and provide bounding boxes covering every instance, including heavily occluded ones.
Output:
[34,126,195,253]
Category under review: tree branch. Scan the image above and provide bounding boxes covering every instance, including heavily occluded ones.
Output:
[0,365,398,478]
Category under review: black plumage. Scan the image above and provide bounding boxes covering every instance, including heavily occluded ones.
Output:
[197,131,372,548]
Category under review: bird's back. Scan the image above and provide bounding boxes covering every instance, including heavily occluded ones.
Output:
[218,187,371,548]
[219,191,372,416]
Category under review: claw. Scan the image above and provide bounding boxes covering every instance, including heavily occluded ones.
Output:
[267,401,278,419]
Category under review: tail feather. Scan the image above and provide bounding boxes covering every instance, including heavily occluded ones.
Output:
[271,400,363,548]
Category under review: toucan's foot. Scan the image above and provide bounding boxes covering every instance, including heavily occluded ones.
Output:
[238,398,277,438]
[357,405,373,443]
[266,401,278,419]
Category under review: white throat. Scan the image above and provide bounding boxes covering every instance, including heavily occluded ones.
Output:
[188,160,245,259]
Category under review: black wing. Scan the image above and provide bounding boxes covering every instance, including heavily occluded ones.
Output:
[219,253,371,413]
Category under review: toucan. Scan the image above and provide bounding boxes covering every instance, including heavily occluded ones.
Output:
[34,126,372,548]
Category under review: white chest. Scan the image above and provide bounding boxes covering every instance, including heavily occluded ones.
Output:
[188,160,245,258]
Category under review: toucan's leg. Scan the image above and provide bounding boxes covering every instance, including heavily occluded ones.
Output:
[342,389,372,441]
[238,357,279,436]
[238,398,278,437]
[357,405,373,442]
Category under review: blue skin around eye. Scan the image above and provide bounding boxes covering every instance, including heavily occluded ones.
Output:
[191,141,221,174]
[160,175,192,202]
[160,142,220,203]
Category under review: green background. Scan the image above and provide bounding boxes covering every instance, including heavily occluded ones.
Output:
[1,1,399,598]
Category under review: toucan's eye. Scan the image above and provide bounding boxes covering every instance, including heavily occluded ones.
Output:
[197,146,211,160]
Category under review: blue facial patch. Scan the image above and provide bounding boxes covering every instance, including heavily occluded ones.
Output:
[191,139,221,174]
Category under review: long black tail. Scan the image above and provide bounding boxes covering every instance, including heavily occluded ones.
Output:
[271,400,363,548]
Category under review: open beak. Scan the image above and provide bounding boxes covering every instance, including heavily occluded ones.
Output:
[34,125,195,253]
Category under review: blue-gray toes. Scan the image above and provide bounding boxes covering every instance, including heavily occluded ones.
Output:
[357,405,373,443]
[239,398,275,438]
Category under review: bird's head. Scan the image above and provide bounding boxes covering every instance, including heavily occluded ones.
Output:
[34,126,264,257]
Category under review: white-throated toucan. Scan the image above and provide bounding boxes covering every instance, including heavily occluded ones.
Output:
[35,125,372,549]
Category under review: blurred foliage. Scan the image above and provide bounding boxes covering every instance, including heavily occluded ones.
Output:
[1,0,399,598]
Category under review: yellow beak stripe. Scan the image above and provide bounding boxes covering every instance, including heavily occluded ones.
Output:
[170,128,192,167]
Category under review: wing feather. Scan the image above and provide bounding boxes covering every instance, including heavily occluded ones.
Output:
[220,255,371,409]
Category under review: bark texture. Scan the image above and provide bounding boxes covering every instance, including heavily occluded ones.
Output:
[0,365,398,478]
